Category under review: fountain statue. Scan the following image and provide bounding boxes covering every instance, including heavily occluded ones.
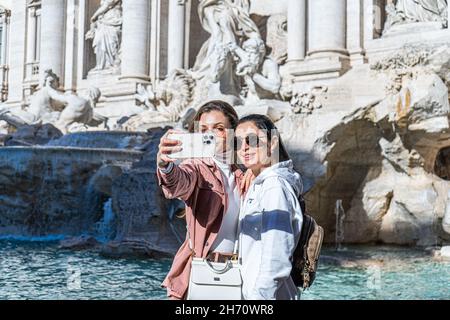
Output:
[230,37,281,102]
[191,0,262,104]
[0,69,108,133]
[85,0,123,73]
[383,0,448,36]
[123,69,195,130]
[125,0,286,129]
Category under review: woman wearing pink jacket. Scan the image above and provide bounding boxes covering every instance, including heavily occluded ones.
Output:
[156,100,247,300]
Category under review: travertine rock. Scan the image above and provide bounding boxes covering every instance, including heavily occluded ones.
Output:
[280,45,450,246]
[0,146,143,237]
[103,127,185,257]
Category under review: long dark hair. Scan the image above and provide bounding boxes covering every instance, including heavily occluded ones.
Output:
[237,114,291,162]
[189,100,239,132]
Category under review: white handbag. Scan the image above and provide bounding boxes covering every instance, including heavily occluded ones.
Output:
[185,200,243,300]
[187,257,243,300]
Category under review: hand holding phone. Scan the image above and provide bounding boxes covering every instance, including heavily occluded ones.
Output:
[157,129,183,168]
[167,132,216,159]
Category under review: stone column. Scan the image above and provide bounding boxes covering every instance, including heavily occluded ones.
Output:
[308,0,347,57]
[35,8,41,60]
[363,0,375,43]
[0,9,10,102]
[287,0,307,63]
[64,0,78,93]
[39,0,66,87]
[6,0,27,106]
[120,0,151,81]
[1,9,10,63]
[167,0,186,73]
[0,16,7,65]
[347,0,366,65]
[288,0,349,80]
[25,7,37,69]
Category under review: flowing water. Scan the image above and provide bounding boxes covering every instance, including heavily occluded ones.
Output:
[0,241,448,300]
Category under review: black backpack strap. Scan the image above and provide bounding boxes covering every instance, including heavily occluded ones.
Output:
[298,194,306,215]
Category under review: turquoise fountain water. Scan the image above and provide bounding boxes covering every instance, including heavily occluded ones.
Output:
[0,240,171,300]
[0,241,448,300]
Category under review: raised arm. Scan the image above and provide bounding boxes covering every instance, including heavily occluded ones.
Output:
[252,59,281,94]
[156,130,199,202]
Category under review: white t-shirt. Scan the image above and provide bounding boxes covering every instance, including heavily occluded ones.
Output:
[209,157,241,254]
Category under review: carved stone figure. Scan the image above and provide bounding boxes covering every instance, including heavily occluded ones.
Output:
[135,83,157,111]
[0,70,107,133]
[85,0,123,72]
[229,37,281,102]
[190,0,261,103]
[0,69,62,126]
[194,0,259,78]
[384,0,448,34]
[127,0,283,126]
[55,87,107,133]
[124,70,195,130]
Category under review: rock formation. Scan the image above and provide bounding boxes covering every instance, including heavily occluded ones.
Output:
[277,45,450,246]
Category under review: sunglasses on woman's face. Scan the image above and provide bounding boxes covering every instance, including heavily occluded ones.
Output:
[234,133,265,150]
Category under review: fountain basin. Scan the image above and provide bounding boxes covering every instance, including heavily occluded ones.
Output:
[47,131,152,149]
[0,146,144,237]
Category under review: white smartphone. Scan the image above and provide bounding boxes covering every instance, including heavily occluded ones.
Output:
[167,132,216,159]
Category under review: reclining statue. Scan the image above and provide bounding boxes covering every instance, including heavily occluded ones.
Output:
[0,69,108,133]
